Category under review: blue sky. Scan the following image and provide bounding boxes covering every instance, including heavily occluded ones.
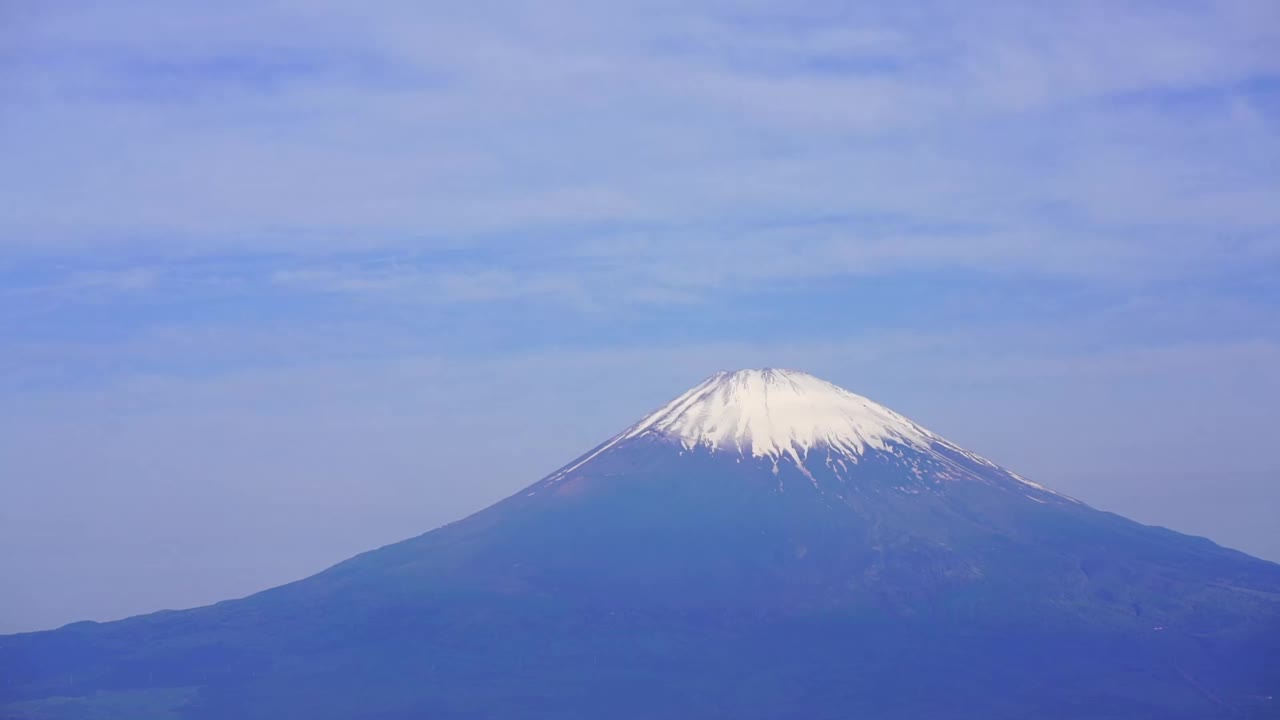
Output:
[2,0,1279,633]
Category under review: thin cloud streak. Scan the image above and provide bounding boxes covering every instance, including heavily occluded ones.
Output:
[3,1,1278,275]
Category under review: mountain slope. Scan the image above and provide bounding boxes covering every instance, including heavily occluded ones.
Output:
[3,369,1278,719]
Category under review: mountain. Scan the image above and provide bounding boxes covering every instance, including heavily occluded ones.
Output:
[2,369,1278,719]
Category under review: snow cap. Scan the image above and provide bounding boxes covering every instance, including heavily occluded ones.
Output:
[622,368,937,464]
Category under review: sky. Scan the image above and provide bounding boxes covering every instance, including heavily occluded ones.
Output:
[2,0,1278,634]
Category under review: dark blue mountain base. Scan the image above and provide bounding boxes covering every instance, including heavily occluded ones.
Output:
[3,439,1278,719]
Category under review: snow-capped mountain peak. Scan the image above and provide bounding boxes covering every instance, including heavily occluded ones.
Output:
[544,368,1069,501]
[619,368,937,464]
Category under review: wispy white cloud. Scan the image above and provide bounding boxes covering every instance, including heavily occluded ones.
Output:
[2,0,1277,283]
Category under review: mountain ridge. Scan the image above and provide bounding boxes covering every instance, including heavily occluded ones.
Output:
[2,369,1277,719]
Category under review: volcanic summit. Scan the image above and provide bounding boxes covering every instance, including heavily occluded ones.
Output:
[2,369,1277,719]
